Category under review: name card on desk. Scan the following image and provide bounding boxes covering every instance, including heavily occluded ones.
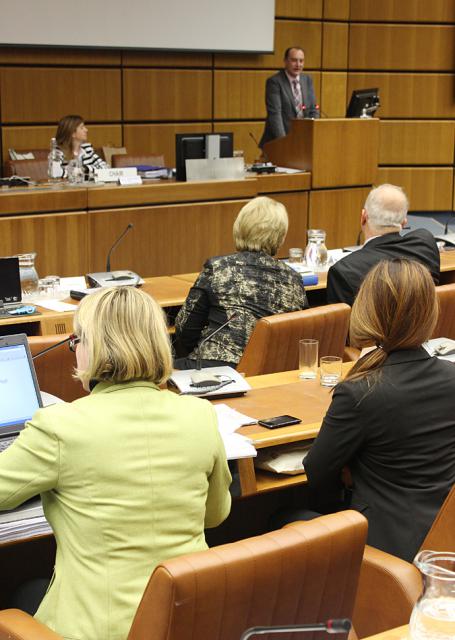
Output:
[94,167,138,183]
[118,176,142,186]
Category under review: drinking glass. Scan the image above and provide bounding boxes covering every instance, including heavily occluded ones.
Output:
[289,247,304,263]
[299,339,318,379]
[320,356,342,387]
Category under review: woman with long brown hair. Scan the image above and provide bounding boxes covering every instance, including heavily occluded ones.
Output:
[55,114,108,176]
[305,258,455,561]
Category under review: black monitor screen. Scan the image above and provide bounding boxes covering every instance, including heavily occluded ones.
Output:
[346,88,380,118]
[175,133,234,181]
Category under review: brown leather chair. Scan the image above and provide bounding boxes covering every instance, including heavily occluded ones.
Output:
[111,153,165,168]
[433,283,455,340]
[353,484,455,638]
[0,511,367,640]
[420,483,455,551]
[237,303,351,377]
[28,335,87,402]
[4,159,49,181]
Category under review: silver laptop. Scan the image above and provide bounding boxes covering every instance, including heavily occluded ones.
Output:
[0,333,43,452]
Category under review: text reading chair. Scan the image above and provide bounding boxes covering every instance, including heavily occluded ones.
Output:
[0,511,367,640]
[237,303,351,377]
[353,483,455,638]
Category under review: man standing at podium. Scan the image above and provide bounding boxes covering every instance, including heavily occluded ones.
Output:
[259,46,319,148]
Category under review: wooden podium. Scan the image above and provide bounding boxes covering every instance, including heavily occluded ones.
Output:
[264,118,379,189]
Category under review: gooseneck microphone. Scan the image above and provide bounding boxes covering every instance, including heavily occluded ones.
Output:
[240,618,352,640]
[32,335,73,360]
[248,131,269,159]
[106,223,134,272]
[195,312,237,372]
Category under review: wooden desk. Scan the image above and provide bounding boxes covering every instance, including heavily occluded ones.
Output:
[217,365,352,496]
[364,626,408,640]
[173,269,328,292]
[0,276,192,337]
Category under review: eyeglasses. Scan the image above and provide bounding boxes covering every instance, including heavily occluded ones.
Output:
[68,334,81,352]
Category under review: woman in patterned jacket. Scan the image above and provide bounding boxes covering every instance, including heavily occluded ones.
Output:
[174,196,308,369]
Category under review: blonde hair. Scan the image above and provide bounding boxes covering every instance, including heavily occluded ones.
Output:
[55,114,84,159]
[365,184,409,231]
[346,259,438,384]
[233,196,288,256]
[73,287,172,387]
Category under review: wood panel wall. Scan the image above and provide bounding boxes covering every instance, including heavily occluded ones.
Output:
[0,0,454,210]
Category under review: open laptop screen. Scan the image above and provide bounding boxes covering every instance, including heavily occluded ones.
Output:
[0,340,41,434]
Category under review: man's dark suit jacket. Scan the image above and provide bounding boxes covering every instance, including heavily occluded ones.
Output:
[326,229,440,307]
[259,69,319,147]
[304,348,455,562]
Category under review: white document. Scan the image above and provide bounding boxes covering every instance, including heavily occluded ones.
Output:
[170,366,251,398]
[36,300,78,312]
[213,404,257,460]
[214,404,257,433]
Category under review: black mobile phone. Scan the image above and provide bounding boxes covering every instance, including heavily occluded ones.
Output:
[258,415,302,429]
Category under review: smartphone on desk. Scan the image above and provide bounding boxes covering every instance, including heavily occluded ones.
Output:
[258,415,302,429]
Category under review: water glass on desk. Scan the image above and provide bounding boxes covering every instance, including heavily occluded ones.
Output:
[299,339,318,379]
[320,356,342,387]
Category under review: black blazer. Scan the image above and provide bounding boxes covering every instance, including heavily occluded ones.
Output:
[259,70,319,147]
[304,348,455,561]
[326,229,440,307]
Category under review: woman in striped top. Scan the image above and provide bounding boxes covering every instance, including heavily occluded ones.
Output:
[55,114,108,177]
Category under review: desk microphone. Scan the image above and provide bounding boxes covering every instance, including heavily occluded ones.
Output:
[315,104,330,118]
[86,223,142,288]
[106,223,134,273]
[190,312,237,387]
[248,132,276,173]
[240,618,351,640]
[32,335,73,360]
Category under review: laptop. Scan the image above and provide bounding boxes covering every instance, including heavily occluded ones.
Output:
[0,257,22,311]
[0,333,43,452]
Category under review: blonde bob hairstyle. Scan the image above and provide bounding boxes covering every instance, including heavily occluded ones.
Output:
[346,258,438,384]
[73,287,172,387]
[233,196,288,256]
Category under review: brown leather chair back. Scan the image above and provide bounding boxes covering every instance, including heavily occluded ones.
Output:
[420,484,455,551]
[4,159,48,181]
[237,303,351,377]
[28,335,87,402]
[128,511,367,640]
[111,154,165,168]
[433,284,455,340]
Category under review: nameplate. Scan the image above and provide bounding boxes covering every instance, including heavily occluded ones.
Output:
[118,176,142,185]
[94,167,138,183]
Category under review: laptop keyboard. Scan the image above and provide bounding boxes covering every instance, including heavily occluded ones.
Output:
[0,437,16,453]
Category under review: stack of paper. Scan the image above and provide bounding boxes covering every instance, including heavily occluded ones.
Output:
[214,404,257,460]
[0,498,51,543]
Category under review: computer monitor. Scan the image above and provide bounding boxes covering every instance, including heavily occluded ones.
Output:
[346,88,380,118]
[175,133,234,181]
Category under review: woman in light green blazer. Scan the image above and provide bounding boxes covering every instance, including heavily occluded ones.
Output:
[0,287,232,640]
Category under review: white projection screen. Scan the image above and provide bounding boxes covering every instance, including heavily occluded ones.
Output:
[0,0,275,53]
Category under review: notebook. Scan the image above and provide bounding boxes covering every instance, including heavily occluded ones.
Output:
[0,334,43,451]
[0,257,22,307]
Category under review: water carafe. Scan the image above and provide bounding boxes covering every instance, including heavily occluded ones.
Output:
[409,550,455,640]
[17,252,39,295]
[304,229,328,269]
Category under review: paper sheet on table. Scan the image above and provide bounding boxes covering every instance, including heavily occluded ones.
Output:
[214,404,257,459]
[214,404,257,433]
[37,300,78,312]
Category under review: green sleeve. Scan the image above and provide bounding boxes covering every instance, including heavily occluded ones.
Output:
[0,408,59,510]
